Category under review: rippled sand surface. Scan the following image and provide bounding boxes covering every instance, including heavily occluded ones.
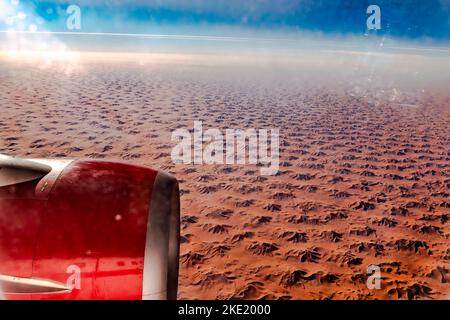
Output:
[1,51,449,299]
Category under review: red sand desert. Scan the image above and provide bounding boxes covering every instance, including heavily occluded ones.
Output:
[0,50,449,299]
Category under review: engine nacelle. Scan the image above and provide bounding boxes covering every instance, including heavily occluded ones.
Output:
[0,154,180,300]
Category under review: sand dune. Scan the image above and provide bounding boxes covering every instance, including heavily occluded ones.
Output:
[0,52,449,300]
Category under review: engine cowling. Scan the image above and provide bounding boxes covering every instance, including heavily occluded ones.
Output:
[0,155,180,300]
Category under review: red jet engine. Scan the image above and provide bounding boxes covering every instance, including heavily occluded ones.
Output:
[0,154,180,300]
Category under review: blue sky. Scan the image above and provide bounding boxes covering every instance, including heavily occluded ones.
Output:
[8,0,449,41]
